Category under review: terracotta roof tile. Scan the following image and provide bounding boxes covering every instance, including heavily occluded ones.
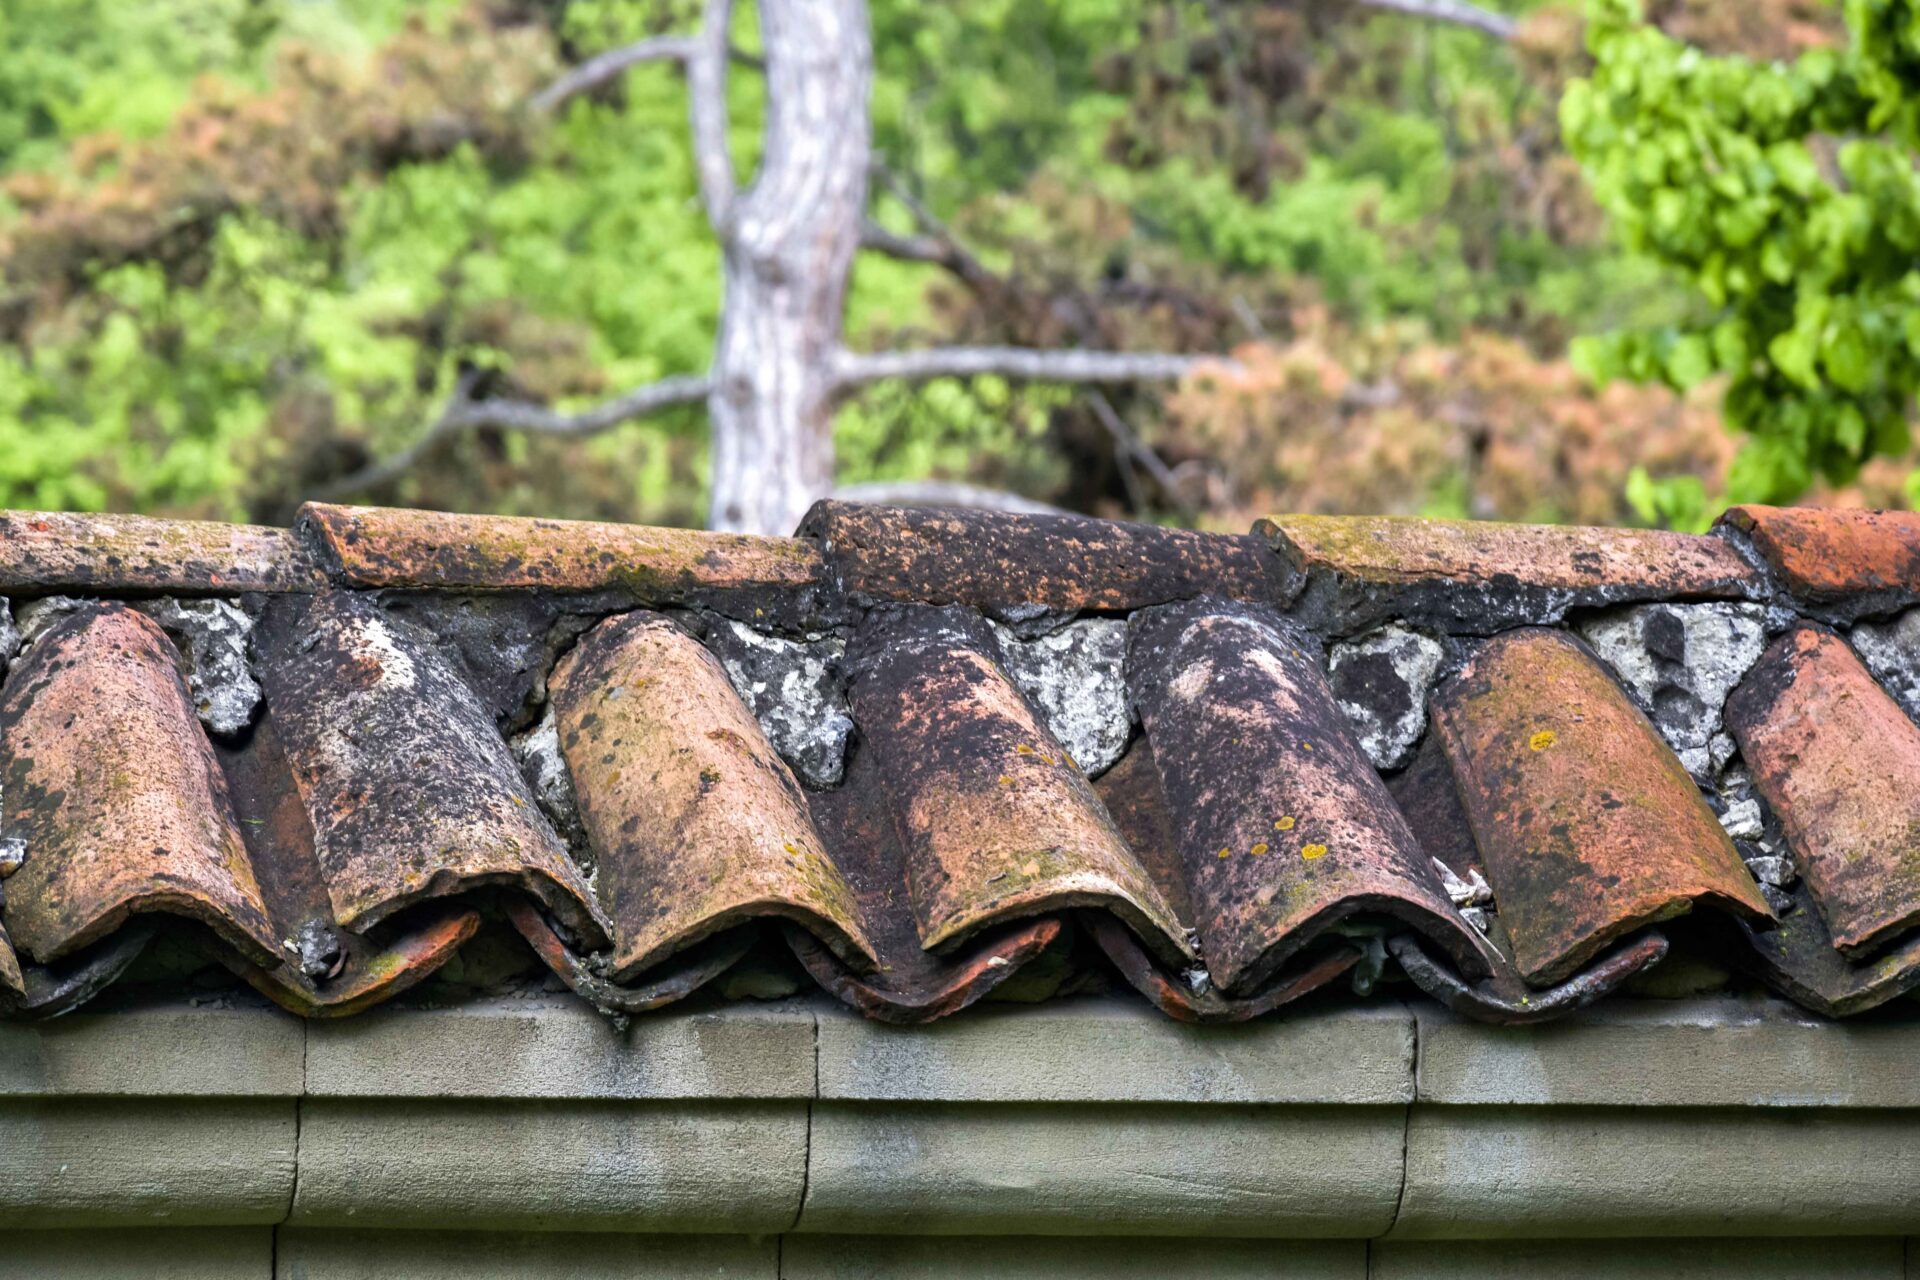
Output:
[1726,625,1920,959]
[213,710,481,1017]
[787,743,1066,1023]
[1126,599,1497,994]
[0,510,323,593]
[257,592,604,942]
[1259,514,1761,633]
[1430,628,1771,985]
[548,610,873,983]
[802,500,1288,611]
[5,501,1920,1025]
[1719,505,1920,616]
[846,605,1193,963]
[0,605,279,965]
[299,502,823,612]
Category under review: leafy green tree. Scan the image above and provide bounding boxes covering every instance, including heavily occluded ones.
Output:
[1564,0,1920,526]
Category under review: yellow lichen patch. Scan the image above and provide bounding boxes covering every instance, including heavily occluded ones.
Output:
[1217,845,1232,858]
[1015,744,1036,756]
[1301,741,1315,752]
[1251,842,1270,856]
[997,774,1014,786]
[1528,729,1558,752]
[1301,843,1329,860]
[1275,816,1296,831]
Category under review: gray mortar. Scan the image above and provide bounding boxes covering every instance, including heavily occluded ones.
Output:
[1327,624,1446,771]
[14,595,84,649]
[1848,608,1920,724]
[134,598,262,738]
[0,599,18,672]
[511,706,594,881]
[991,617,1131,778]
[14,595,261,737]
[706,619,854,789]
[1579,602,1767,778]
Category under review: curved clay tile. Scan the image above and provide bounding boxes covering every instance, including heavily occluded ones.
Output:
[1430,627,1772,986]
[0,923,156,1021]
[846,605,1192,965]
[0,605,279,966]
[1386,735,1668,1024]
[1727,625,1920,958]
[213,709,481,1018]
[548,610,874,985]
[1126,599,1496,998]
[786,741,1065,1024]
[0,509,322,592]
[0,920,18,999]
[257,592,604,944]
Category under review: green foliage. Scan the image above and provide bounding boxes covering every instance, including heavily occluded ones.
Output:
[1564,0,1920,509]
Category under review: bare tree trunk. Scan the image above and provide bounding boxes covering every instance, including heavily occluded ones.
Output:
[706,0,871,533]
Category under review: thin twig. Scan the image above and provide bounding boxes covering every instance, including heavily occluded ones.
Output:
[1087,389,1196,518]
[531,36,697,113]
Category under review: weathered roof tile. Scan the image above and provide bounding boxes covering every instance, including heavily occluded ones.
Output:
[0,605,279,965]
[1127,599,1496,994]
[1260,514,1760,633]
[298,503,822,610]
[0,510,324,593]
[846,605,1193,964]
[1726,625,1920,959]
[549,610,873,983]
[803,501,1288,612]
[1719,505,1920,616]
[1430,627,1771,985]
[789,744,1066,1023]
[258,592,604,942]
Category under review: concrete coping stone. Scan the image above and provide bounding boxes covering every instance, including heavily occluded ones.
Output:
[5,991,1920,1108]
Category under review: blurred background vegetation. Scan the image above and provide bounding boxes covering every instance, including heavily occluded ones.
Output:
[0,0,1908,531]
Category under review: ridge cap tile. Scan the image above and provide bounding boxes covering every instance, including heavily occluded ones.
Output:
[801,499,1292,611]
[1718,504,1920,615]
[0,508,324,594]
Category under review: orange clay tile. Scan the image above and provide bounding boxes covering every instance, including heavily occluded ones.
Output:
[788,740,1066,1023]
[549,610,874,982]
[298,503,822,603]
[256,592,605,943]
[801,501,1288,612]
[1718,505,1920,612]
[1126,600,1496,996]
[212,709,482,1017]
[1258,514,1760,632]
[0,605,279,965]
[1726,625,1920,958]
[845,605,1194,964]
[1431,627,1772,986]
[0,922,20,998]
[1,923,156,1021]
[0,509,323,593]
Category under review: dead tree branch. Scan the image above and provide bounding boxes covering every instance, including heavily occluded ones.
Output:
[833,345,1231,390]
[316,372,712,499]
[687,0,738,228]
[1353,0,1516,40]
[531,37,698,113]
